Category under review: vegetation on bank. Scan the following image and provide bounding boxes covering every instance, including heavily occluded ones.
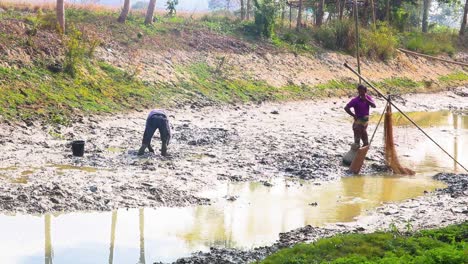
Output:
[0,7,467,124]
[1,57,466,125]
[260,222,468,264]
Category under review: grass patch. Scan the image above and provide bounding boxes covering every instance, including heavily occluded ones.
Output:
[260,222,468,264]
[439,71,468,85]
[401,31,457,56]
[0,62,182,124]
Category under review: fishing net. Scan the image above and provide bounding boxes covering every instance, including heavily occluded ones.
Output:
[384,103,415,175]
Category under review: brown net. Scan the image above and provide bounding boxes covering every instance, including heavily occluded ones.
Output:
[384,103,415,175]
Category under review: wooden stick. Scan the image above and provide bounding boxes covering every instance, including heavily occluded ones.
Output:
[398,48,468,67]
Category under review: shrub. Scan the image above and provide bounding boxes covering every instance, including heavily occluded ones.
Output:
[361,22,398,60]
[313,20,355,52]
[402,30,457,55]
[253,0,278,38]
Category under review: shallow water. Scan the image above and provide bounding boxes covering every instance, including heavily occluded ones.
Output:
[0,111,466,263]
[0,176,446,264]
[389,111,468,173]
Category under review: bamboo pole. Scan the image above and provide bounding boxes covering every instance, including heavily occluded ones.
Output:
[398,48,468,67]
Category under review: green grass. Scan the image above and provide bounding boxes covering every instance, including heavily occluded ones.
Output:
[0,61,183,124]
[439,71,468,84]
[260,222,468,264]
[401,31,457,56]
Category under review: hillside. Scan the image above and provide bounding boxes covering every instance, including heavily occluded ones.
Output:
[0,7,467,124]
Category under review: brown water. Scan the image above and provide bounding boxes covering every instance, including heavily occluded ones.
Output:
[0,111,466,263]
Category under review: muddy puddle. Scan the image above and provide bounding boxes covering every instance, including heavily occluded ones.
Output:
[0,175,446,263]
[0,109,466,263]
[384,111,468,173]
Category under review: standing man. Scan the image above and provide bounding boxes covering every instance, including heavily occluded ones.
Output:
[344,84,376,147]
[138,109,171,156]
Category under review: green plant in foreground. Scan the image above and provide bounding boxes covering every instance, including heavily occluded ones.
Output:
[260,222,468,264]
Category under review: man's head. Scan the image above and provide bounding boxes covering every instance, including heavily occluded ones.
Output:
[357,84,367,97]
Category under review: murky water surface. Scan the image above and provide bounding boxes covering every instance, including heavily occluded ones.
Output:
[0,111,466,263]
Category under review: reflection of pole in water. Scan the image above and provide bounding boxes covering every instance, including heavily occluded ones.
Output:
[108,211,118,264]
[453,113,458,172]
[45,214,53,264]
[139,208,146,264]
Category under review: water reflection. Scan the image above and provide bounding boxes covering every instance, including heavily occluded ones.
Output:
[0,176,445,264]
[390,112,468,173]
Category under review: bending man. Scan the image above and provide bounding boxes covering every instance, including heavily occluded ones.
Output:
[344,84,376,147]
[138,109,171,156]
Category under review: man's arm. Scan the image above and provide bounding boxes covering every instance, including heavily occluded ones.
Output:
[365,95,376,108]
[344,105,356,120]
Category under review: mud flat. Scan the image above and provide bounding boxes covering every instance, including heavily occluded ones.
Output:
[0,87,467,214]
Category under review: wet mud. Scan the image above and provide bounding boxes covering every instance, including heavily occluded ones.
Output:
[0,89,467,263]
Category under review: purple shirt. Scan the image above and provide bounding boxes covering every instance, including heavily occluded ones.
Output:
[346,95,374,118]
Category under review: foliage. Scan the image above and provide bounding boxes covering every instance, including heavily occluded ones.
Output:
[313,20,355,52]
[166,0,179,17]
[253,0,278,38]
[438,71,468,84]
[401,30,457,55]
[132,1,149,10]
[361,22,398,60]
[273,29,316,53]
[0,62,180,124]
[260,222,468,264]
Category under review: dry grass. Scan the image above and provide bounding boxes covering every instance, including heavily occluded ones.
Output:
[0,0,118,12]
[0,1,210,17]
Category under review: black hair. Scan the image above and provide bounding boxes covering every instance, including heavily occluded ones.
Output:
[357,84,367,91]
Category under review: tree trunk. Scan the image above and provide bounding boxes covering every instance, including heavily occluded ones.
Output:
[385,0,390,22]
[336,0,341,21]
[296,0,303,30]
[246,0,251,20]
[56,0,65,33]
[370,0,376,26]
[339,0,345,20]
[362,0,369,25]
[241,0,245,20]
[460,0,468,36]
[317,0,324,26]
[145,0,157,25]
[118,0,131,23]
[422,0,430,32]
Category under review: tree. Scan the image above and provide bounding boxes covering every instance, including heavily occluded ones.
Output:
[132,1,148,9]
[247,0,251,19]
[296,0,303,30]
[145,0,157,24]
[461,0,468,35]
[422,0,431,32]
[57,0,65,33]
[241,0,246,20]
[254,0,278,38]
[118,0,131,23]
[166,0,178,16]
[317,0,325,26]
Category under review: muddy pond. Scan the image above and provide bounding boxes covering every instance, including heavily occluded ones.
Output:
[0,110,467,263]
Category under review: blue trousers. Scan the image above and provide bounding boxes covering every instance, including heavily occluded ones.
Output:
[142,114,171,146]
